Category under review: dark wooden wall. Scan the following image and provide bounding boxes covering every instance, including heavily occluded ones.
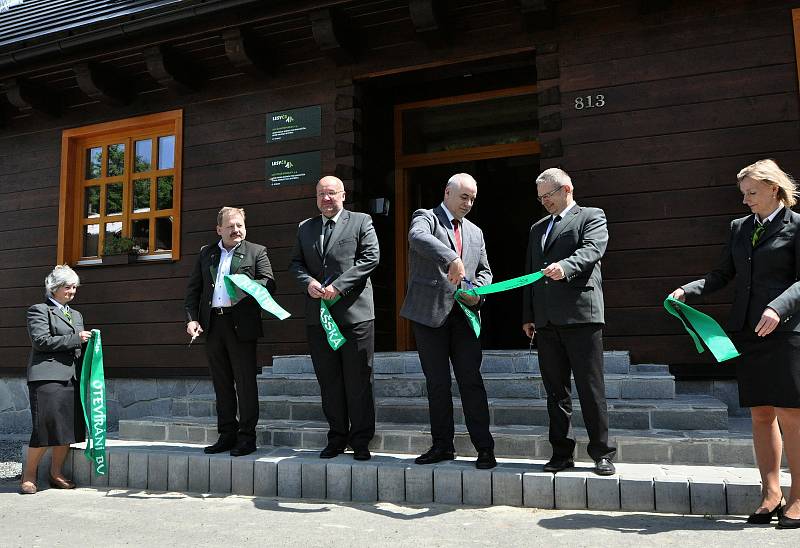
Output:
[1,0,799,376]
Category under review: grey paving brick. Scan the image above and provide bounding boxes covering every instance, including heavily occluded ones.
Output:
[690,480,726,516]
[188,454,210,494]
[606,410,650,430]
[620,477,654,511]
[654,478,690,514]
[523,472,553,509]
[433,466,462,505]
[127,451,148,490]
[209,456,232,494]
[291,402,326,421]
[352,463,378,502]
[278,460,302,498]
[492,468,523,507]
[301,431,328,449]
[253,460,277,497]
[671,442,711,465]
[326,462,352,501]
[651,409,727,430]
[187,426,208,443]
[383,434,411,452]
[168,454,189,492]
[231,458,255,496]
[618,441,670,463]
[108,450,129,488]
[621,378,674,399]
[147,452,169,491]
[555,474,587,509]
[587,476,620,511]
[462,469,492,506]
[272,430,302,447]
[377,464,405,502]
[405,465,433,503]
[725,481,762,515]
[493,436,537,458]
[710,442,755,466]
[301,461,327,499]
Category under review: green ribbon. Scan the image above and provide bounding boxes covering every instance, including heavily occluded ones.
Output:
[320,296,346,350]
[663,296,740,362]
[455,271,546,338]
[223,274,291,320]
[79,330,107,476]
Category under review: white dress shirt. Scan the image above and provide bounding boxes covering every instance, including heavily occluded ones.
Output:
[211,240,240,308]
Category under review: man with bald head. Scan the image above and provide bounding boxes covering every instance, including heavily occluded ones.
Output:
[290,176,380,460]
[401,173,496,469]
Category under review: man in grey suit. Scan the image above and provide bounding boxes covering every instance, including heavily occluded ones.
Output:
[290,175,380,461]
[401,173,496,469]
[522,168,616,476]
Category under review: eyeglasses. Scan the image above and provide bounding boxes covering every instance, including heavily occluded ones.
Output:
[317,191,344,198]
[537,186,564,202]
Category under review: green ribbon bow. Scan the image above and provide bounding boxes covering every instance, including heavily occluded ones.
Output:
[223,274,291,320]
[663,296,740,362]
[79,330,107,476]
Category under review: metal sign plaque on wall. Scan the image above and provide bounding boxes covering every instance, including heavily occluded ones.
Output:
[266,105,322,142]
[265,151,321,187]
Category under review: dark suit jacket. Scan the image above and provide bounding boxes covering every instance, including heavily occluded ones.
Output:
[400,205,492,328]
[522,205,608,327]
[682,207,800,332]
[184,240,276,341]
[26,301,84,382]
[289,210,380,327]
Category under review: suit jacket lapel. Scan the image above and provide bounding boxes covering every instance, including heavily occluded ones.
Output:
[434,205,458,253]
[49,302,75,332]
[754,207,788,248]
[309,216,324,257]
[544,206,580,253]
[323,210,350,259]
[230,242,245,273]
[209,244,221,282]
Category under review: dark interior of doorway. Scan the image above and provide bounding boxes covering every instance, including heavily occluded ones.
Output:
[407,156,542,350]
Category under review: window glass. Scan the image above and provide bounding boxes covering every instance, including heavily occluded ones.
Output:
[85,147,102,179]
[133,179,151,213]
[107,143,125,177]
[157,176,173,210]
[134,139,152,172]
[158,135,175,169]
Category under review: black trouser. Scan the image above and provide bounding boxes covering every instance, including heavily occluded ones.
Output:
[412,310,494,452]
[536,323,616,461]
[205,313,259,443]
[307,320,376,450]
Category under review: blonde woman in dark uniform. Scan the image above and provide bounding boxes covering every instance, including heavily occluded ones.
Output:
[20,265,91,494]
[669,159,800,528]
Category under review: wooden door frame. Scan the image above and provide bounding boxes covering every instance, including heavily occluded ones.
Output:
[393,85,541,350]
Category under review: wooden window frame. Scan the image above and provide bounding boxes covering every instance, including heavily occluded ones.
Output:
[57,110,183,265]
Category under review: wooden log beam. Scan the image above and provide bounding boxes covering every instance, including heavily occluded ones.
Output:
[310,8,356,65]
[222,27,271,78]
[409,0,447,46]
[74,61,134,106]
[2,77,60,116]
[517,0,557,30]
[144,45,205,94]
[639,0,671,14]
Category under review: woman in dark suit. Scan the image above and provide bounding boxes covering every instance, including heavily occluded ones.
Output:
[20,265,92,494]
[669,159,800,528]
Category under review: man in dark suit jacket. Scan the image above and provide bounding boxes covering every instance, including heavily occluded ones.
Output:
[400,173,496,469]
[185,207,275,457]
[522,168,616,476]
[289,176,380,460]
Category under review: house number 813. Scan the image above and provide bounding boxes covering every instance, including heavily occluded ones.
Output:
[574,94,605,110]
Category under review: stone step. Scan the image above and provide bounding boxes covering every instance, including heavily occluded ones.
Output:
[272,350,633,375]
[169,394,727,431]
[257,372,676,400]
[47,440,791,515]
[118,416,753,466]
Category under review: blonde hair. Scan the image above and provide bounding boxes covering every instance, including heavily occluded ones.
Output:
[217,207,245,226]
[737,159,798,208]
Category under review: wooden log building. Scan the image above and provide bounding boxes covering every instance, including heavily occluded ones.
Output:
[1,0,799,380]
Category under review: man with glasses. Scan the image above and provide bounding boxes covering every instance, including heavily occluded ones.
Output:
[401,173,496,469]
[522,168,616,476]
[289,176,380,460]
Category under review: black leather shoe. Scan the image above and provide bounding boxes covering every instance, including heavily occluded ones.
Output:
[543,458,574,473]
[594,458,616,476]
[204,435,237,454]
[777,511,800,529]
[748,500,784,524]
[475,449,497,470]
[320,445,345,459]
[353,448,371,461]
[230,440,256,457]
[414,447,455,465]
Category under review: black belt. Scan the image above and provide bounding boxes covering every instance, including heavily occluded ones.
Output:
[211,307,231,315]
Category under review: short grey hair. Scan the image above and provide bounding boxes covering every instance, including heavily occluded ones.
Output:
[217,206,245,226]
[446,173,477,190]
[536,168,572,189]
[45,265,80,297]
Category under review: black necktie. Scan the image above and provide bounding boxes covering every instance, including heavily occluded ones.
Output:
[544,215,561,247]
[323,219,335,252]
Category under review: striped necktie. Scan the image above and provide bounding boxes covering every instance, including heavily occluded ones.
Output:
[63,306,72,324]
[752,220,768,246]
